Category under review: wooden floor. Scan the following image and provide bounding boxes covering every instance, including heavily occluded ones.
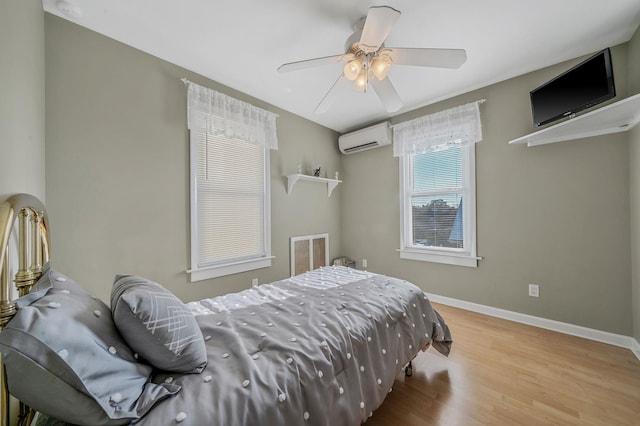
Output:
[368,303,640,426]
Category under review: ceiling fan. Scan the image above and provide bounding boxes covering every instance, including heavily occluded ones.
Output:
[277,6,467,114]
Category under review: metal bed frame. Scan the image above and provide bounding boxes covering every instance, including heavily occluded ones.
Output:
[0,194,50,426]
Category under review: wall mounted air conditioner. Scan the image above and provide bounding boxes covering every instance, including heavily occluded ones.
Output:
[338,122,392,154]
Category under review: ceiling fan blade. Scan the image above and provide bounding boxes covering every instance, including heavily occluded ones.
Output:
[370,76,403,113]
[278,54,352,73]
[388,47,467,69]
[359,6,401,52]
[314,74,350,114]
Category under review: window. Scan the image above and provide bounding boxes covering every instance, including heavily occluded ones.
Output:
[186,81,278,281]
[394,101,482,267]
[400,145,477,266]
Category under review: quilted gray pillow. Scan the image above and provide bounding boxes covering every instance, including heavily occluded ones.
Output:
[111,275,207,373]
[0,264,180,425]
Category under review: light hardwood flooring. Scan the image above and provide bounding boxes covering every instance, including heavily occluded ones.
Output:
[368,303,640,425]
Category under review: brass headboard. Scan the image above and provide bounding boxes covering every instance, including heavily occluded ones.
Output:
[0,194,50,426]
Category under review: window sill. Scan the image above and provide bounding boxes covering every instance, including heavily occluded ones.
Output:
[188,256,274,282]
[398,248,480,268]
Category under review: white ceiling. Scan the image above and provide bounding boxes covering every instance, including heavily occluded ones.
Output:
[42,0,640,133]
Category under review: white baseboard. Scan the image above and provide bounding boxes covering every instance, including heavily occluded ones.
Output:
[425,292,640,363]
[632,337,640,362]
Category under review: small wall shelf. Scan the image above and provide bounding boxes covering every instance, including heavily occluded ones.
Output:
[508,93,640,147]
[286,174,342,197]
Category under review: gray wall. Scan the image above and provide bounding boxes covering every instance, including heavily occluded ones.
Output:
[629,26,640,97]
[0,1,45,422]
[628,25,640,343]
[342,44,633,335]
[631,124,640,343]
[0,0,45,200]
[44,15,342,303]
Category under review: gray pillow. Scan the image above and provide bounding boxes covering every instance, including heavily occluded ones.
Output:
[0,264,180,425]
[111,275,207,373]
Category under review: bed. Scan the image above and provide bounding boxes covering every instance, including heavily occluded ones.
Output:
[0,193,452,426]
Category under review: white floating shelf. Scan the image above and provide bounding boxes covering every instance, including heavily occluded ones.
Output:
[286,174,342,197]
[508,93,640,147]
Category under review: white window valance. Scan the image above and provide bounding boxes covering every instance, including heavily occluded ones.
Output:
[186,81,278,150]
[393,101,482,157]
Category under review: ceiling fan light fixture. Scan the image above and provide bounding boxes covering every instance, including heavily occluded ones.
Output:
[371,55,391,80]
[343,59,363,80]
[354,68,368,91]
[277,6,465,113]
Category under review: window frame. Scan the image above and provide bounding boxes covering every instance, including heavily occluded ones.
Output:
[188,129,273,282]
[398,143,478,268]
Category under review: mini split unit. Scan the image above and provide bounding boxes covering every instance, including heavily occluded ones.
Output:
[338,122,392,154]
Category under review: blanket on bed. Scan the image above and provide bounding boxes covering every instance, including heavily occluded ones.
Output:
[136,266,451,426]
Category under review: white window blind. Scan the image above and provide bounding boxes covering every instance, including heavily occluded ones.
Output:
[186,81,278,281]
[409,146,464,250]
[195,132,266,266]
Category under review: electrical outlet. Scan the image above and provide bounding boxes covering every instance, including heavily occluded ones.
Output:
[251,278,259,287]
[362,259,368,268]
[528,283,539,298]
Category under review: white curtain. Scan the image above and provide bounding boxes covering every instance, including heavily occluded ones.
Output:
[393,101,482,157]
[187,81,278,150]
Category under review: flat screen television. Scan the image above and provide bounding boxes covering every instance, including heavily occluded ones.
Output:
[530,48,615,127]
